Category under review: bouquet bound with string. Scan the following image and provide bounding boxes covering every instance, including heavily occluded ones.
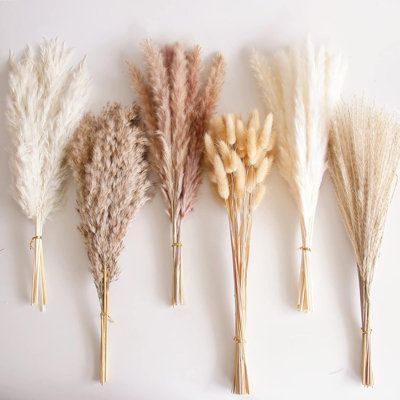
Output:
[7,38,90,310]
[69,103,151,384]
[128,40,225,305]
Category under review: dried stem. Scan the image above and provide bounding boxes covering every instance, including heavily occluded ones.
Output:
[31,213,46,311]
[297,224,312,312]
[172,211,183,305]
[358,268,373,386]
[100,264,108,385]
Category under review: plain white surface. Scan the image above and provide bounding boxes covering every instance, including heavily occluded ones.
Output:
[1,0,400,399]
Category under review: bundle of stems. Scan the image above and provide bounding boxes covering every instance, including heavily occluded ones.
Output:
[328,99,400,386]
[7,38,90,310]
[205,110,274,394]
[68,103,151,384]
[251,40,346,312]
[128,40,225,305]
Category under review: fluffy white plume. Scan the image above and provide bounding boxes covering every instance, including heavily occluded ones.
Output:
[251,40,346,311]
[7,38,90,222]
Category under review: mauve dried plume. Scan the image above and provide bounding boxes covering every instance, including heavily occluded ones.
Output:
[128,40,225,305]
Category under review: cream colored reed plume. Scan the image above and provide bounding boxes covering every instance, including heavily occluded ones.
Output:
[251,40,346,312]
[329,98,400,387]
[205,110,274,394]
[7,38,90,310]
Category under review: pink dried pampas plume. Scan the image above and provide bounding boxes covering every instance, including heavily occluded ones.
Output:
[68,103,151,384]
[329,99,400,386]
[128,40,226,305]
[7,38,90,310]
[251,40,346,312]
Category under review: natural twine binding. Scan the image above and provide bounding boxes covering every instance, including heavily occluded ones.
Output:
[30,215,46,311]
[297,245,312,312]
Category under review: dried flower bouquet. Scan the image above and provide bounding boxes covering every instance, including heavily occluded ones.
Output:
[329,99,400,386]
[128,40,225,305]
[7,38,90,310]
[69,103,151,384]
[251,40,346,311]
[205,110,274,394]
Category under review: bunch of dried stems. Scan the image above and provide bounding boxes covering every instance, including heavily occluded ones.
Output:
[68,103,151,384]
[205,110,274,394]
[251,40,346,312]
[7,38,89,310]
[329,99,400,386]
[128,40,225,305]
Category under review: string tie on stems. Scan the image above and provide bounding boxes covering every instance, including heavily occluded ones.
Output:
[233,336,246,344]
[361,328,372,335]
[171,242,182,247]
[299,246,311,252]
[29,235,42,250]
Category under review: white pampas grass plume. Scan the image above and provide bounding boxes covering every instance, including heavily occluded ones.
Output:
[328,98,400,387]
[205,111,274,394]
[7,38,90,310]
[251,39,346,312]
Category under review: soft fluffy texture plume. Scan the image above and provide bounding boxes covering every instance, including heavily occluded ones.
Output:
[206,111,274,394]
[7,38,90,309]
[128,40,225,305]
[251,40,346,312]
[68,103,151,384]
[329,99,400,386]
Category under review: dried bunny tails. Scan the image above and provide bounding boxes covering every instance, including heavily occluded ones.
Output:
[7,38,90,310]
[329,99,400,386]
[128,40,225,305]
[68,103,151,384]
[206,111,274,394]
[251,40,346,312]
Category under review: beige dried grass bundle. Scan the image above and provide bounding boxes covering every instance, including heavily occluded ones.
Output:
[205,110,274,394]
[329,99,400,386]
[128,40,225,305]
[7,38,90,310]
[68,103,151,384]
[251,40,346,312]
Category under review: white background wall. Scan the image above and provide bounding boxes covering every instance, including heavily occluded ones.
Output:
[1,0,400,399]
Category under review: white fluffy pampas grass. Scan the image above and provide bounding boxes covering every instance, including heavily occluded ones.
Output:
[251,40,346,312]
[329,99,400,386]
[7,38,90,310]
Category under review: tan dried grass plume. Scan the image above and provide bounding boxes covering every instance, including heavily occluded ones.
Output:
[205,110,274,394]
[328,98,400,386]
[68,103,151,384]
[251,40,346,312]
[128,40,226,305]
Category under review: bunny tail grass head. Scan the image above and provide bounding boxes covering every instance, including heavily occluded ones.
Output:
[251,39,346,312]
[7,38,90,310]
[205,111,274,394]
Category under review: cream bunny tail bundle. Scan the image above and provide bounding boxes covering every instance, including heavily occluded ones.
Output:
[251,40,346,312]
[329,99,400,386]
[7,38,90,310]
[205,110,274,394]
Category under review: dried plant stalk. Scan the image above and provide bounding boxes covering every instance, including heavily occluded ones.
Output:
[68,103,151,384]
[7,38,90,310]
[128,40,225,305]
[206,110,274,394]
[328,99,400,386]
[251,40,346,312]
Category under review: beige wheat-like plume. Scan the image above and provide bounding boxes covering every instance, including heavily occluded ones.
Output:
[68,103,151,384]
[128,40,225,305]
[205,110,274,394]
[251,40,346,312]
[7,38,90,310]
[329,99,400,386]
